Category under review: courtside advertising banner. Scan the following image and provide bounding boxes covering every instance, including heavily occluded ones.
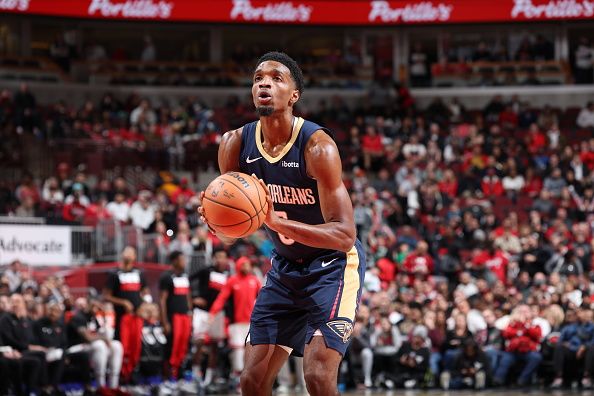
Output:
[1,0,594,25]
[0,225,72,266]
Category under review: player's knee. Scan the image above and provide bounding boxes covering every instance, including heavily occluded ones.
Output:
[304,369,332,392]
[240,368,263,393]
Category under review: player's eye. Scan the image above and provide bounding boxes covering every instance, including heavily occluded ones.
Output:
[274,76,282,82]
[254,76,262,82]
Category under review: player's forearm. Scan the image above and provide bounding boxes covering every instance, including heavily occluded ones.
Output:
[159,295,169,325]
[270,218,355,252]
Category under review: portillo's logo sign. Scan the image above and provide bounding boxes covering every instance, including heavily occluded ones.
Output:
[511,0,594,18]
[4,0,594,24]
[0,0,29,11]
[368,0,454,22]
[230,0,313,22]
[87,0,174,19]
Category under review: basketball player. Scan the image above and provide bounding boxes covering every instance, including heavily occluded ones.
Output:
[200,51,366,396]
[159,250,192,380]
[103,246,150,381]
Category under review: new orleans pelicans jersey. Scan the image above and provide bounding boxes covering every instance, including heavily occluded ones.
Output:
[239,117,332,263]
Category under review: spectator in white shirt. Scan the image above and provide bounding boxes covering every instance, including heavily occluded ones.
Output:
[547,123,561,150]
[502,168,525,196]
[129,190,156,231]
[455,272,479,298]
[106,192,130,223]
[42,177,64,205]
[130,99,157,126]
[402,135,427,160]
[577,102,594,129]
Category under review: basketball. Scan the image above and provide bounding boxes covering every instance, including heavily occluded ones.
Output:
[202,172,269,238]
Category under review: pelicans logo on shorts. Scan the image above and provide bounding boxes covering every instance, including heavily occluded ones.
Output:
[326,319,354,343]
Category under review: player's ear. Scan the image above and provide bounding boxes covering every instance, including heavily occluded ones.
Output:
[289,89,300,106]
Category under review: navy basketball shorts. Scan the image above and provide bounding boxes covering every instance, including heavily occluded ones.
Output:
[249,239,366,357]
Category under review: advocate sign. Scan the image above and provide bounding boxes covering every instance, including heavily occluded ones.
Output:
[1,0,594,24]
[0,225,71,266]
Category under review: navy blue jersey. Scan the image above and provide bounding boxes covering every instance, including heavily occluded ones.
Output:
[239,117,333,263]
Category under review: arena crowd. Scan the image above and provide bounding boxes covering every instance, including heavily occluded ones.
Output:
[2,80,594,394]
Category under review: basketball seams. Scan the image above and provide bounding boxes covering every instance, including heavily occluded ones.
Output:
[203,195,251,217]
[204,172,267,237]
[203,196,251,226]
[203,192,254,237]
[220,175,259,215]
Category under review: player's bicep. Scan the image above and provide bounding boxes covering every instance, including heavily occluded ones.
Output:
[218,128,243,174]
[307,133,354,225]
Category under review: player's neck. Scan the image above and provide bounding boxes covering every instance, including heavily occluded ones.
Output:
[259,111,294,147]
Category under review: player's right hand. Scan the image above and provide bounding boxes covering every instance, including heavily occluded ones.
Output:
[198,191,217,234]
[163,322,171,335]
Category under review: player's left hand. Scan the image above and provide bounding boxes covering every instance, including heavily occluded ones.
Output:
[252,174,281,231]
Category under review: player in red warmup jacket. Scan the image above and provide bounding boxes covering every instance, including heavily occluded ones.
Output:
[209,256,261,382]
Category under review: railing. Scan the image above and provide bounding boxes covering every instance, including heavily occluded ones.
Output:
[0,216,46,225]
[429,60,570,87]
[73,59,373,89]
[76,219,211,266]
[0,55,69,82]
[71,225,95,265]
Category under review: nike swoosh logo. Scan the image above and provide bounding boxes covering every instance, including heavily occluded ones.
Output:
[321,258,339,268]
[246,156,263,164]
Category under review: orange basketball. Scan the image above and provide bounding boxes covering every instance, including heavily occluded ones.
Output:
[202,172,268,238]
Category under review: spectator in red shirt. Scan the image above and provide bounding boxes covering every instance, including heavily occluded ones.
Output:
[472,245,509,284]
[62,184,89,223]
[83,195,112,226]
[209,256,261,383]
[522,167,543,197]
[526,123,547,154]
[579,141,594,170]
[170,178,195,204]
[481,167,504,197]
[376,256,397,289]
[499,105,518,131]
[493,305,543,386]
[403,240,434,285]
[438,169,459,200]
[361,125,384,170]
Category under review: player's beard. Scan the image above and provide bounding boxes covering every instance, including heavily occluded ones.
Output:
[256,106,274,117]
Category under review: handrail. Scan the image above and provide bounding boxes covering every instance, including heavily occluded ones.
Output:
[0,216,46,225]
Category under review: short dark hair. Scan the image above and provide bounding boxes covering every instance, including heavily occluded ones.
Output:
[212,247,227,257]
[169,250,183,263]
[255,51,304,94]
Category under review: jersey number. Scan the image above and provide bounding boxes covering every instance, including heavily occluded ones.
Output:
[275,211,295,245]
